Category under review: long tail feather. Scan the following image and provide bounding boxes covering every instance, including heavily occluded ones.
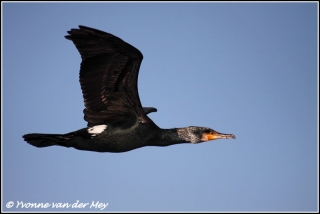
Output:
[23,133,72,148]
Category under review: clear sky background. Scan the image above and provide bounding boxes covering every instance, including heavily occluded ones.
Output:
[2,2,318,212]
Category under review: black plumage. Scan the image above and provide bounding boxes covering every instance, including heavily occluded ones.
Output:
[23,26,235,153]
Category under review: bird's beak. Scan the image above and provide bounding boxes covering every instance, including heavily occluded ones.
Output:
[201,131,236,141]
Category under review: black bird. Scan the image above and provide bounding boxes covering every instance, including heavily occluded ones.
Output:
[23,26,235,153]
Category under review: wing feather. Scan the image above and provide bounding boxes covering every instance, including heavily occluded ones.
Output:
[65,26,148,127]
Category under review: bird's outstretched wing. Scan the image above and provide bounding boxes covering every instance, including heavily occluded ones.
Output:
[65,25,148,127]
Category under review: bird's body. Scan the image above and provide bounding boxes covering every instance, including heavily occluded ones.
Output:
[23,26,235,153]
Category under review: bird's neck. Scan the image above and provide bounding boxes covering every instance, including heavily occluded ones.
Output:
[151,128,191,147]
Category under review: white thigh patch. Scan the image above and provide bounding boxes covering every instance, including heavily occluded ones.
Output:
[88,125,107,136]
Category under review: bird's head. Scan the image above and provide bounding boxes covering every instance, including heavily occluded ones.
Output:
[178,126,236,144]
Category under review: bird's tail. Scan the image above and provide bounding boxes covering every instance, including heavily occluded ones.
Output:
[23,133,73,148]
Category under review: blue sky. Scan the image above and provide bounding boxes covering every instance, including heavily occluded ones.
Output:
[2,2,318,212]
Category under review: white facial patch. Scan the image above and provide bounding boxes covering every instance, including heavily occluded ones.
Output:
[177,126,199,144]
[87,125,107,136]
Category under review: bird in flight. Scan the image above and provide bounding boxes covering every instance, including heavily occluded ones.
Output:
[23,25,235,153]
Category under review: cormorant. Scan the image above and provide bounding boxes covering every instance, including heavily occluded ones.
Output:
[23,26,235,153]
